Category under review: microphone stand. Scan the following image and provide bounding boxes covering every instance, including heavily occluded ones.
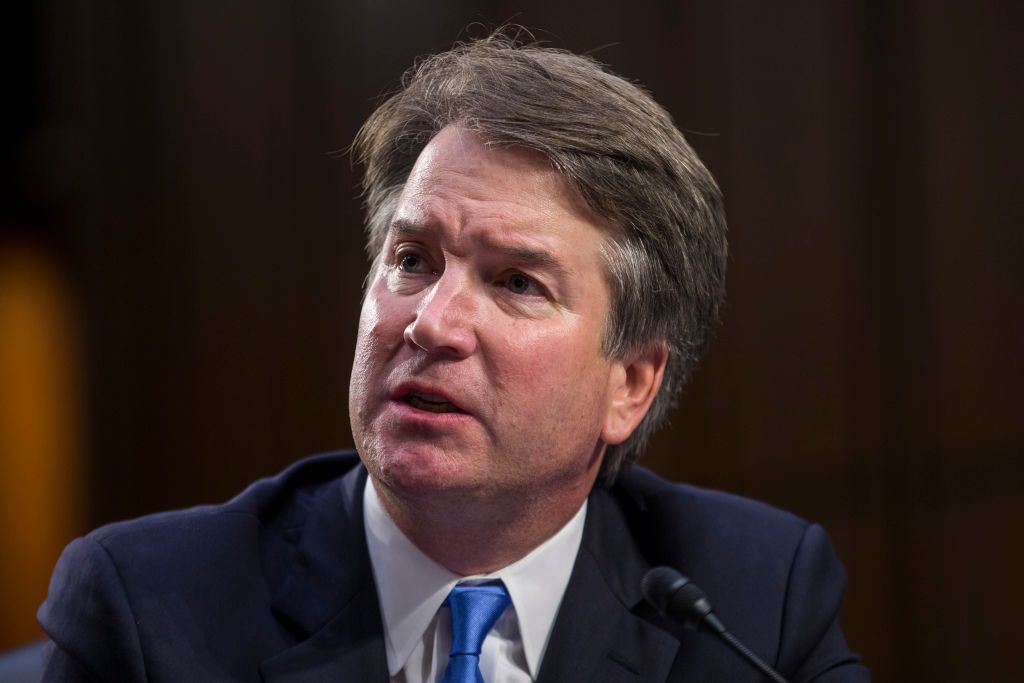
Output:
[641,566,790,683]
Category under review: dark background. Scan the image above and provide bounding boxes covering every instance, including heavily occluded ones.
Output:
[2,1,1022,680]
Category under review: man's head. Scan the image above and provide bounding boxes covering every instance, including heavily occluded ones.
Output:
[351,29,727,487]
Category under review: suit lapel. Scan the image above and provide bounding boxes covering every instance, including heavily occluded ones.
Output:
[536,486,680,683]
[254,459,687,682]
[260,464,389,683]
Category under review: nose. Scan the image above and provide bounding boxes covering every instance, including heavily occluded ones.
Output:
[404,270,478,358]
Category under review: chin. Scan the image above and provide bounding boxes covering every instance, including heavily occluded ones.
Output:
[365,441,470,496]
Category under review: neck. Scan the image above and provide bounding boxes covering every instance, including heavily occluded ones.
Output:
[371,476,593,575]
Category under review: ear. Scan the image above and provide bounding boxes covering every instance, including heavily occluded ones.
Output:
[601,342,669,445]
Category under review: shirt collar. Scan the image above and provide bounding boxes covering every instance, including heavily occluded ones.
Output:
[363,476,587,679]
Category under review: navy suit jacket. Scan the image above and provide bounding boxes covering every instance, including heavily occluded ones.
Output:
[38,451,869,681]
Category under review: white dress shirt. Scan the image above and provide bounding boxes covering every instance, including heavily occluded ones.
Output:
[363,478,587,683]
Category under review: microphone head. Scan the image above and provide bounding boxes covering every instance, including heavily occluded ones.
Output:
[641,566,717,631]
[641,566,689,615]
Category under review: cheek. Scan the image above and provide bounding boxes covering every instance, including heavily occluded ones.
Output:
[493,322,610,416]
[356,283,409,353]
[350,292,402,400]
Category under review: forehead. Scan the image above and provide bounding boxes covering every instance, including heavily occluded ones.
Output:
[391,126,606,249]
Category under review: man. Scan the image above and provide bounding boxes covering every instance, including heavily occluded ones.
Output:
[39,31,869,681]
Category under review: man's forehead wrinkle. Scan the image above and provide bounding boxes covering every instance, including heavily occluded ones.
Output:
[394,188,563,243]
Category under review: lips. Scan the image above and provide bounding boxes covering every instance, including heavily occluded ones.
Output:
[390,382,469,416]
[406,393,462,414]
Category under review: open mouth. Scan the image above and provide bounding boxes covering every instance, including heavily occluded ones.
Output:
[404,393,463,414]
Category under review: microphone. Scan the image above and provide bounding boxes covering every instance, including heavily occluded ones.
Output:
[641,566,789,683]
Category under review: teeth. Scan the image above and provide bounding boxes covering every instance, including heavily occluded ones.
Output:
[407,395,460,414]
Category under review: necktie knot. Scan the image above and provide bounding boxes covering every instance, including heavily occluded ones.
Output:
[441,582,511,683]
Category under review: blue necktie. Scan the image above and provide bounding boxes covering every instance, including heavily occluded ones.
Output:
[439,583,511,683]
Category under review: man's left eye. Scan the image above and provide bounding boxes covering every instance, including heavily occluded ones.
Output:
[399,253,428,273]
[505,273,540,296]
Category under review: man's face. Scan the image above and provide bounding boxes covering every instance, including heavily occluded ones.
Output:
[349,126,623,507]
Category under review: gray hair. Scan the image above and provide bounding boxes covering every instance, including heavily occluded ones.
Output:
[351,28,727,485]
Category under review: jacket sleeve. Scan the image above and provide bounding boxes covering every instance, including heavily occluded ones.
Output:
[776,523,871,682]
[37,536,148,682]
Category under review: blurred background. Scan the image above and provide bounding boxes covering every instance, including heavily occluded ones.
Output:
[2,1,1021,680]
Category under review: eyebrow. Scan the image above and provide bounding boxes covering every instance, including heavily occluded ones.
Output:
[389,218,433,239]
[389,218,571,277]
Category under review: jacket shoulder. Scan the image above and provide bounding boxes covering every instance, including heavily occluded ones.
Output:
[612,466,811,571]
[87,450,362,547]
[609,467,868,681]
[37,450,365,681]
